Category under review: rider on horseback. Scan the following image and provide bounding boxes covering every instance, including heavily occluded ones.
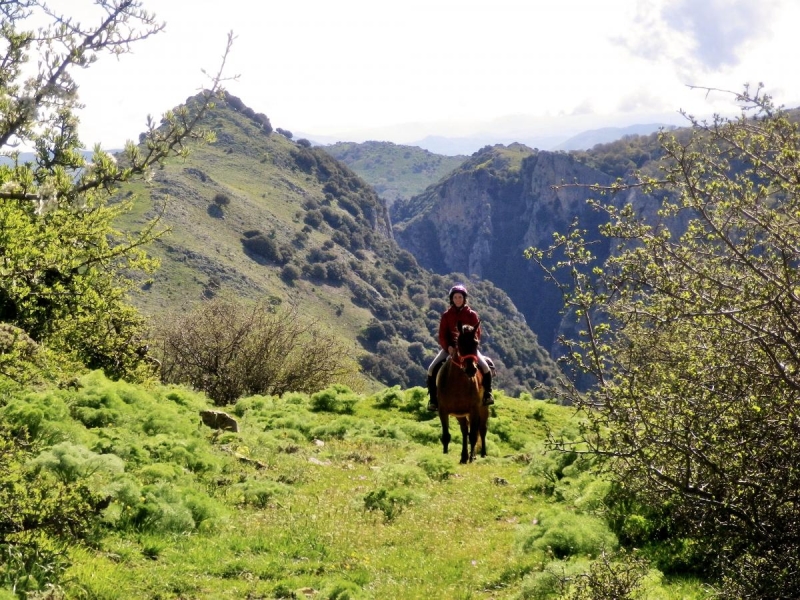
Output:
[426,284,495,411]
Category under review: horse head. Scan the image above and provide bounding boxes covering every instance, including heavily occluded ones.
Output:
[455,321,480,377]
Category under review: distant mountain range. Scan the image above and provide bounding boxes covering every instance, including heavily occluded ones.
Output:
[303,123,671,156]
[552,123,676,151]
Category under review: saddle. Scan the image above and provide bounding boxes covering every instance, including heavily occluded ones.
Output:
[485,356,497,377]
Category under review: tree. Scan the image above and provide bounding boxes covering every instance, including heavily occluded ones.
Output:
[529,86,800,597]
[0,1,233,380]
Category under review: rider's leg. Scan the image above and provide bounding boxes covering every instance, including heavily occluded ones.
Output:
[477,353,495,406]
[427,350,447,411]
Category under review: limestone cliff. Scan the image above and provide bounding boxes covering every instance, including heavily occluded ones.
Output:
[393,144,644,355]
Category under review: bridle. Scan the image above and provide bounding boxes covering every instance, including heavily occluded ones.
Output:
[451,352,478,369]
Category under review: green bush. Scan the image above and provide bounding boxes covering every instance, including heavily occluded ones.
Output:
[310,385,359,414]
[320,578,368,600]
[265,413,314,435]
[123,483,218,533]
[416,453,455,481]
[232,480,287,508]
[281,263,301,283]
[30,441,124,484]
[0,429,101,593]
[138,462,183,484]
[519,508,618,559]
[372,386,404,409]
[363,487,419,522]
[400,387,427,414]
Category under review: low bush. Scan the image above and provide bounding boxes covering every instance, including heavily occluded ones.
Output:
[518,508,618,559]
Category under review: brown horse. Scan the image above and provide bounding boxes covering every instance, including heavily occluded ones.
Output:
[436,322,489,463]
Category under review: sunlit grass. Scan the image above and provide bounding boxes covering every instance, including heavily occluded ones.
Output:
[0,373,711,599]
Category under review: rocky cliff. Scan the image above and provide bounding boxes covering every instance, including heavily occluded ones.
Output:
[392,144,651,355]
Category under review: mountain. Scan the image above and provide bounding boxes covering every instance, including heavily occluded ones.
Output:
[391,142,658,357]
[116,94,562,397]
[322,141,467,207]
[408,134,567,156]
[552,123,675,151]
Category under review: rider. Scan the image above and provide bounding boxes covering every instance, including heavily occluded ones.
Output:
[426,283,494,411]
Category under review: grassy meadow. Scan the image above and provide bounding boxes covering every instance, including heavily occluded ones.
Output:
[1,373,710,599]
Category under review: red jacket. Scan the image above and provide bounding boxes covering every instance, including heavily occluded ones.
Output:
[438,305,481,351]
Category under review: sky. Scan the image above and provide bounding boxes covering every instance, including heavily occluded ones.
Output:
[64,0,800,154]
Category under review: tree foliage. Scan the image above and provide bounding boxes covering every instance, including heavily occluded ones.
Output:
[154,296,358,405]
[530,86,800,597]
[0,0,232,380]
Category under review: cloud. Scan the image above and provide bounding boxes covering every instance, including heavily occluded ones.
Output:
[662,0,779,70]
[615,0,781,75]
[616,89,672,114]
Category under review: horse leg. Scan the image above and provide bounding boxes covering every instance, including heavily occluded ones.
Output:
[468,414,480,463]
[440,413,450,454]
[458,417,469,464]
[480,415,488,458]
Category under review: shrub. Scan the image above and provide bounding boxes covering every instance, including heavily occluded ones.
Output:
[416,454,455,481]
[232,480,287,508]
[212,192,231,207]
[363,487,419,522]
[280,264,301,283]
[253,112,272,134]
[320,578,367,600]
[518,508,618,559]
[309,385,359,414]
[372,386,404,409]
[304,209,323,228]
[310,417,365,440]
[155,297,355,404]
[30,441,124,484]
[241,233,292,265]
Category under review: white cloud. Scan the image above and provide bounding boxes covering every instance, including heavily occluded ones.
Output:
[61,0,800,149]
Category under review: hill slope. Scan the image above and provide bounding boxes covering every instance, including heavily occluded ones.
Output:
[117,95,561,396]
[322,141,467,207]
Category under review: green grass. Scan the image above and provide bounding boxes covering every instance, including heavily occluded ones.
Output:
[1,373,711,599]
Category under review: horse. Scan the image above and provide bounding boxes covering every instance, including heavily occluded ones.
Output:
[436,322,489,464]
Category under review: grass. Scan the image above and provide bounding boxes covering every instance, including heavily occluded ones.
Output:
[1,372,711,599]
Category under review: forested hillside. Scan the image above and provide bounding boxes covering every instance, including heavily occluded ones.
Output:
[323,141,466,206]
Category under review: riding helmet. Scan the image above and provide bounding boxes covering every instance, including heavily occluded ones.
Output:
[448,284,468,302]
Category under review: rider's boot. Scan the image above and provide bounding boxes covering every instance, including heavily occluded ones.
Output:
[426,374,438,411]
[482,370,495,406]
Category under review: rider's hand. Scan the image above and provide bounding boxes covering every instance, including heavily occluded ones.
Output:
[448,346,456,357]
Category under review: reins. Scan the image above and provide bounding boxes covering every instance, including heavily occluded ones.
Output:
[451,353,479,369]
